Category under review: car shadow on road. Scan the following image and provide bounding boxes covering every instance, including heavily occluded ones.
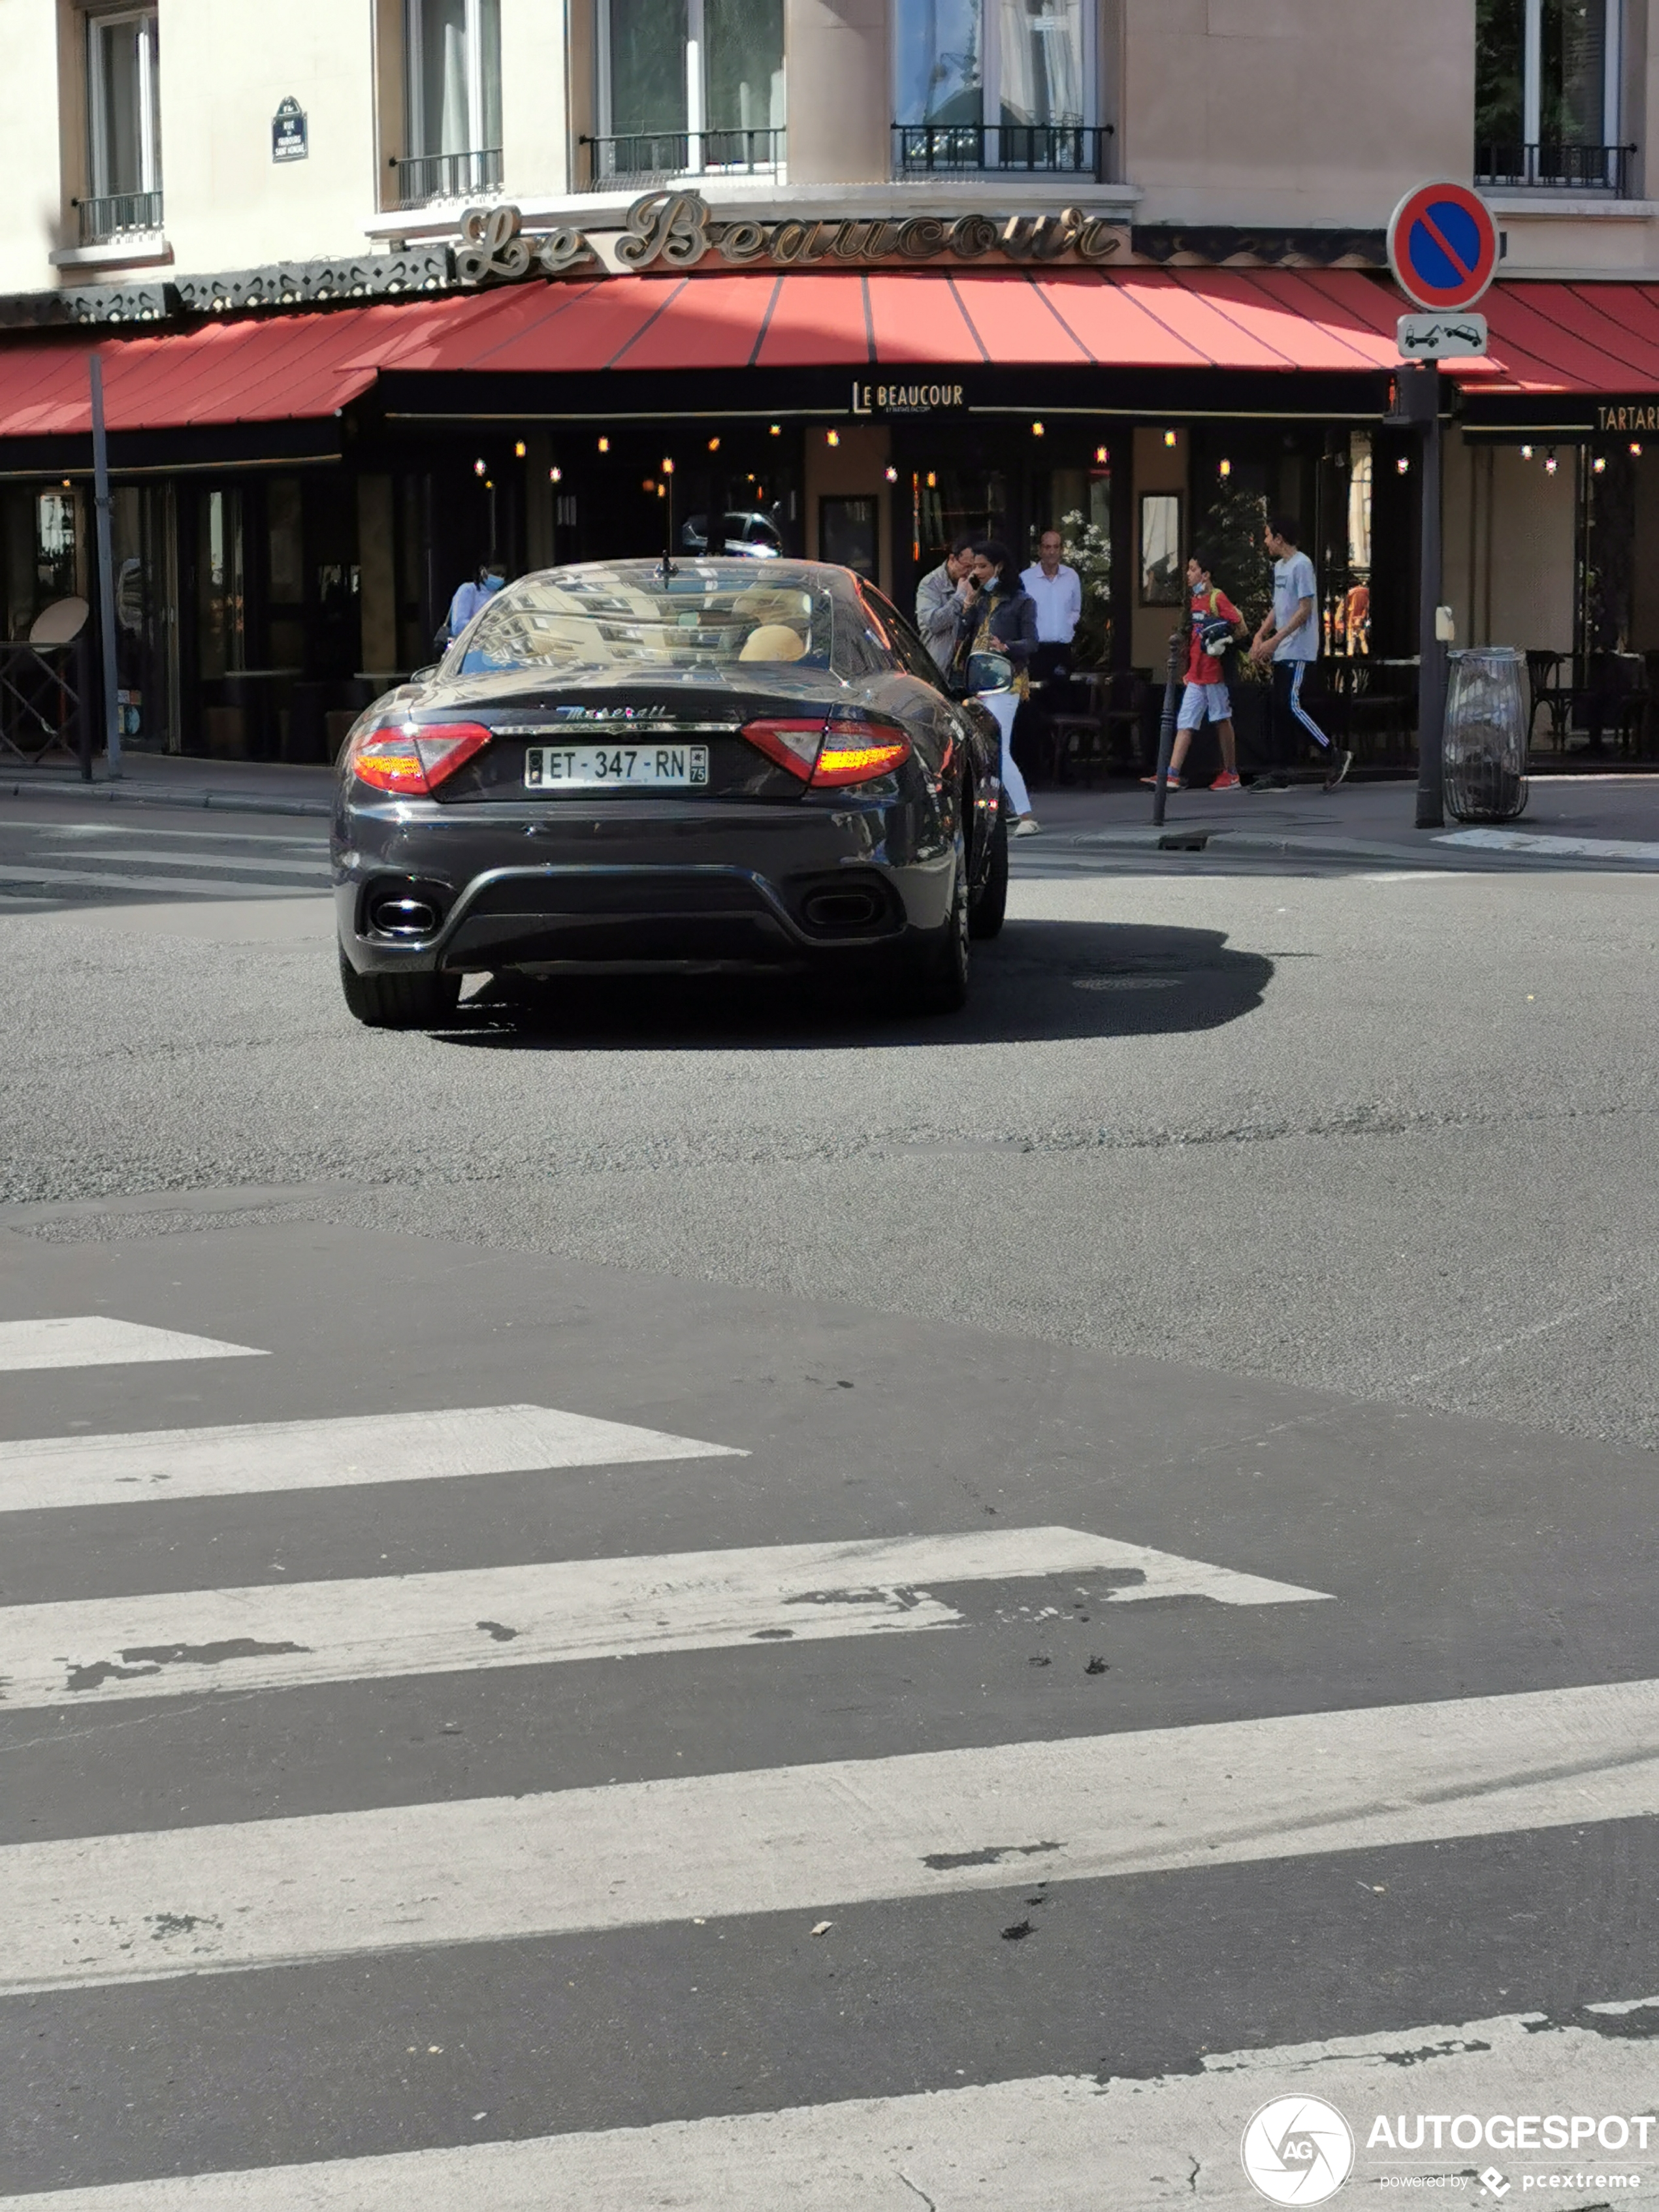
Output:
[430,919,1274,1051]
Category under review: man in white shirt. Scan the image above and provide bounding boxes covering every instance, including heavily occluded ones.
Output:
[1020,530,1082,658]
[1248,515,1351,792]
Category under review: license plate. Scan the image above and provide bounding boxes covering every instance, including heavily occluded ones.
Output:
[524,744,710,790]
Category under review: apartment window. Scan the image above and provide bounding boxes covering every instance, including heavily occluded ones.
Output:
[82,8,163,245]
[1475,0,1629,189]
[893,0,1102,177]
[398,0,502,206]
[590,0,784,186]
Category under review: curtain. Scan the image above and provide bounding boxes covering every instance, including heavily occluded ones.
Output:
[994,0,1084,128]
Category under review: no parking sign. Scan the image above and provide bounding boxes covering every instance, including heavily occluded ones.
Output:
[1387,182,1499,311]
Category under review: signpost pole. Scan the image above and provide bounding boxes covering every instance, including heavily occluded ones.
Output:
[1386,180,1498,833]
[1415,385,1445,829]
[88,352,121,778]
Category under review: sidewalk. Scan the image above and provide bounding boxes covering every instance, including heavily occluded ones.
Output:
[1018,772,1659,872]
[5,751,1659,868]
[1,754,336,819]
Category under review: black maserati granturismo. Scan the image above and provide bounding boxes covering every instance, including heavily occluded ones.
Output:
[332,558,1011,1027]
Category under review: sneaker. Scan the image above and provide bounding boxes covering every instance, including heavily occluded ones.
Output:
[1014,815,1042,837]
[1209,771,1242,791]
[1247,775,1287,792]
[1139,773,1182,790]
[1323,747,1354,792]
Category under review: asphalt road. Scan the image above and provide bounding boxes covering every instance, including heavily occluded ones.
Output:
[1,795,1656,2207]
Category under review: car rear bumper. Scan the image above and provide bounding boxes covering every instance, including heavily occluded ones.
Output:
[334,791,954,976]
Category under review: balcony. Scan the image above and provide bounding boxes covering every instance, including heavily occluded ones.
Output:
[893,123,1111,182]
[392,148,503,210]
[1475,142,1636,195]
[581,129,785,193]
[75,189,165,248]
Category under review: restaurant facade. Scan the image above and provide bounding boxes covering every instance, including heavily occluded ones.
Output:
[4,0,1659,769]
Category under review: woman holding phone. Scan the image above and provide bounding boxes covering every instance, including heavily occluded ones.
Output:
[956,540,1040,836]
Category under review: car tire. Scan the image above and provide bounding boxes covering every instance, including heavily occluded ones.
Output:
[338,946,462,1030]
[899,842,969,1016]
[969,802,1008,940]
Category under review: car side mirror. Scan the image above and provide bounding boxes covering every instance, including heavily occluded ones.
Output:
[966,650,1014,694]
[409,664,438,684]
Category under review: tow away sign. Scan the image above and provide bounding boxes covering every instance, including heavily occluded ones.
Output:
[1397,311,1489,361]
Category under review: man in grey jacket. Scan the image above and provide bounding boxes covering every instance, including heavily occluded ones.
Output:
[915,536,976,672]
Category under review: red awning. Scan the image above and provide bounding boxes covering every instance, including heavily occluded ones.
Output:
[1,270,1654,441]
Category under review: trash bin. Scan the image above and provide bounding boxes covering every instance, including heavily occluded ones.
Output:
[1444,646,1528,822]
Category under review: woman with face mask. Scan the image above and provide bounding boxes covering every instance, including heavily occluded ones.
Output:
[956,539,1040,835]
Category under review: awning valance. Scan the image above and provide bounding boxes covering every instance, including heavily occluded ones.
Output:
[3,271,1658,443]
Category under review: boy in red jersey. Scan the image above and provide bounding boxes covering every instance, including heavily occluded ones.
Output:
[1144,551,1246,792]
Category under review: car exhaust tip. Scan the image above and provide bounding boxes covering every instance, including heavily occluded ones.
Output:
[802,888,884,931]
[371,897,440,936]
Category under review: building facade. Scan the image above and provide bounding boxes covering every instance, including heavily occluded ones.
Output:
[1,0,1655,767]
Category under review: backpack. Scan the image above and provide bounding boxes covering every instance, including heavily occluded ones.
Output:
[1198,589,1238,674]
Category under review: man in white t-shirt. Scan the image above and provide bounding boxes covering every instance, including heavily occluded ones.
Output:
[1248,515,1351,792]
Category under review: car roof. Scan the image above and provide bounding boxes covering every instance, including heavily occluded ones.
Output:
[508,556,859,594]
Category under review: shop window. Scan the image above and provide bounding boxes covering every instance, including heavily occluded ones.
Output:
[198,490,246,681]
[1475,0,1628,189]
[398,0,502,207]
[894,0,1101,178]
[1138,493,1182,607]
[81,8,163,246]
[820,496,879,582]
[591,0,784,187]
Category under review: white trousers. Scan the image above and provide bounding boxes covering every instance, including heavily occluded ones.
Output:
[981,689,1032,816]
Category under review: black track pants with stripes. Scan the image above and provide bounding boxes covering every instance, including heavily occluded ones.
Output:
[1266,660,1331,772]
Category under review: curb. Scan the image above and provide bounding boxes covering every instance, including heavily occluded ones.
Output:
[3,778,332,821]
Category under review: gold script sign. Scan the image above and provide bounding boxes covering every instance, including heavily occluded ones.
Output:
[454,191,1127,286]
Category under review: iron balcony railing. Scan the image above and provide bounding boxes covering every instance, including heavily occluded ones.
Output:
[1475,140,1636,193]
[392,148,504,210]
[581,128,784,190]
[74,189,165,246]
[893,122,1111,180]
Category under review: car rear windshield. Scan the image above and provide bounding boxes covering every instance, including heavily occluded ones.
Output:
[458,569,835,676]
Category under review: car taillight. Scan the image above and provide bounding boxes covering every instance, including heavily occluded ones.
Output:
[740,718,822,781]
[347,721,492,795]
[811,716,912,789]
[740,714,912,790]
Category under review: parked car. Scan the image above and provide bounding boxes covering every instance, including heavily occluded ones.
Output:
[333,558,1010,1028]
[679,511,783,558]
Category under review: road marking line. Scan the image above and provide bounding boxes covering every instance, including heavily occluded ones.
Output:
[1438,826,1659,863]
[0,2003,1651,2209]
[0,863,321,898]
[7,1675,1657,1995]
[0,1403,743,1515]
[40,824,323,846]
[0,1528,1329,1709]
[0,1317,264,1374]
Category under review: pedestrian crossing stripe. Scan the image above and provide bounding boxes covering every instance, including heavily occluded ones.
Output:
[0,1402,745,1513]
[0,2002,1651,2209]
[0,1525,1330,1710]
[0,1317,265,1373]
[6,1675,1656,1997]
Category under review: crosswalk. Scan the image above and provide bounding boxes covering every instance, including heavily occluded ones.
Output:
[2,1309,1651,2207]
[0,814,330,905]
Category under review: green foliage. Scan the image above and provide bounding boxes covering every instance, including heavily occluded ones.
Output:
[1058,509,1110,668]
